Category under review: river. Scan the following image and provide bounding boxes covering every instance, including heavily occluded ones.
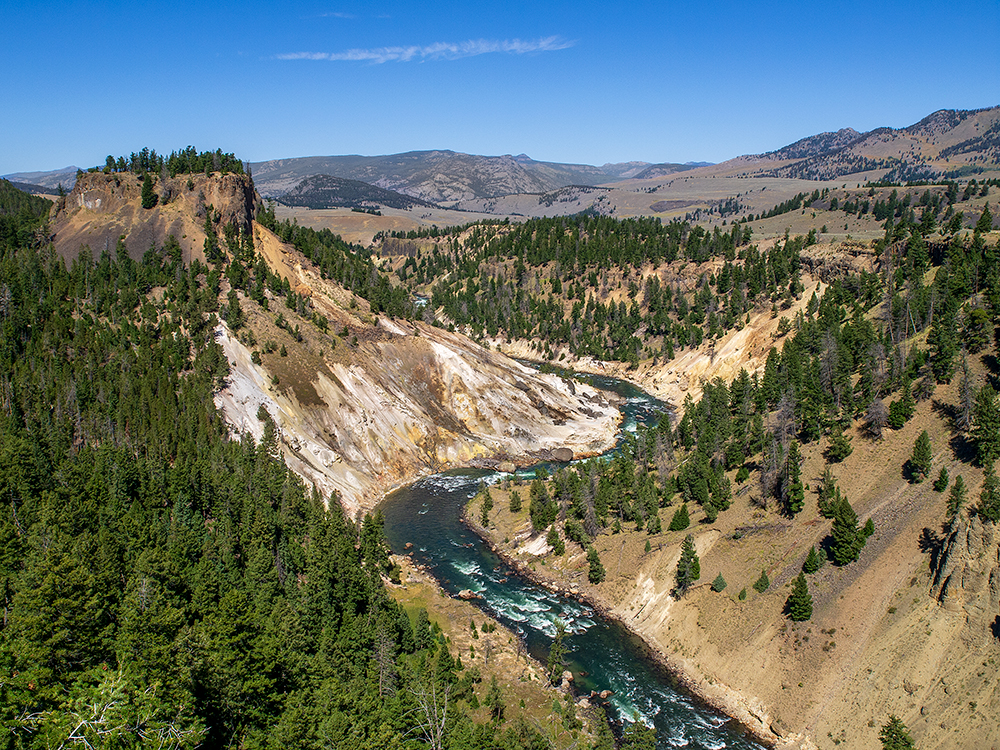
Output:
[379,373,762,750]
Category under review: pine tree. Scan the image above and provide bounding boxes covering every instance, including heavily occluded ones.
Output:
[668,503,690,531]
[978,465,1000,523]
[483,675,504,722]
[546,524,565,555]
[908,430,932,482]
[710,573,727,592]
[826,424,853,463]
[928,312,958,383]
[785,572,813,621]
[830,497,865,565]
[802,545,823,574]
[947,475,967,521]
[785,440,805,515]
[975,203,993,233]
[547,620,567,683]
[675,534,700,596]
[620,719,657,750]
[752,568,770,593]
[932,466,949,492]
[478,485,493,523]
[587,546,605,583]
[203,211,221,263]
[879,715,916,750]
[509,489,522,513]
[529,478,557,531]
[141,173,158,209]
[971,385,1000,468]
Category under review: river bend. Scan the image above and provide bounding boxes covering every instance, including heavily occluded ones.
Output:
[380,373,762,750]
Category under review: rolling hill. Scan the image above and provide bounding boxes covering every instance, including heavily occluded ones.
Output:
[276,173,439,210]
[250,150,651,204]
[1,166,80,192]
[741,106,1000,182]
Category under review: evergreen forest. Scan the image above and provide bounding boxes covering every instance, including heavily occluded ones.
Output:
[447,191,1000,585]
[0,177,602,750]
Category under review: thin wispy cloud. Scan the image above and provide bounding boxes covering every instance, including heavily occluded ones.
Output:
[318,12,356,19]
[276,36,573,64]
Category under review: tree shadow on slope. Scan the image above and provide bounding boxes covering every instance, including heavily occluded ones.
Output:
[983,353,1000,391]
[933,398,978,464]
[918,526,945,573]
[948,431,978,465]
[931,397,959,428]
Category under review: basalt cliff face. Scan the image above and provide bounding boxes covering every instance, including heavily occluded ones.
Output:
[50,170,257,262]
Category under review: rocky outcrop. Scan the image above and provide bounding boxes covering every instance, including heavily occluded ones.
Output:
[551,447,574,462]
[51,171,257,263]
[933,515,1000,618]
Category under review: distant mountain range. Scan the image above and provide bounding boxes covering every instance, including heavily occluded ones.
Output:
[250,152,715,207]
[1,167,79,193]
[739,106,1000,182]
[6,106,999,210]
[249,151,661,205]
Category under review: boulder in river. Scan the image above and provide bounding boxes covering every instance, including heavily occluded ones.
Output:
[457,589,481,600]
[498,461,517,474]
[552,447,574,462]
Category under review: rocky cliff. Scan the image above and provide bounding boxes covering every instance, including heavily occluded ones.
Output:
[51,170,257,262]
[214,222,620,517]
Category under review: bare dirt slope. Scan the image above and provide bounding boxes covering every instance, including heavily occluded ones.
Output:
[215,223,621,518]
[477,342,1000,750]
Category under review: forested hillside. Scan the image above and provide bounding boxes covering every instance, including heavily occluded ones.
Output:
[453,177,1000,748]
[404,184,997,520]
[0,175,607,749]
[278,174,439,211]
[382,182,995,375]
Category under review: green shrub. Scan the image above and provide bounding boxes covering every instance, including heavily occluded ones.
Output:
[752,569,770,593]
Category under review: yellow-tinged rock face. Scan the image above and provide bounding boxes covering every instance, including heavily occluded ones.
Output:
[214,318,621,517]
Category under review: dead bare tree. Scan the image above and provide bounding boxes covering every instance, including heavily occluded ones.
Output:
[374,626,397,697]
[773,393,796,447]
[482,636,494,667]
[407,662,450,750]
[865,398,889,440]
[756,434,782,509]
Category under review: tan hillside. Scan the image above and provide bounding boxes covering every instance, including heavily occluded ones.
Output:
[213,222,621,517]
[475,340,1000,749]
[50,170,257,263]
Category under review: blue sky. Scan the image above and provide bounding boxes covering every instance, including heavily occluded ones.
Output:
[2,0,999,174]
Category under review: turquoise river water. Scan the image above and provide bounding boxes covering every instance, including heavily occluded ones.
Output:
[379,372,762,749]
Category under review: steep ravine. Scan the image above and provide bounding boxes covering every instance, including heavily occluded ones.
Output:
[50,171,624,518]
[214,318,621,517]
